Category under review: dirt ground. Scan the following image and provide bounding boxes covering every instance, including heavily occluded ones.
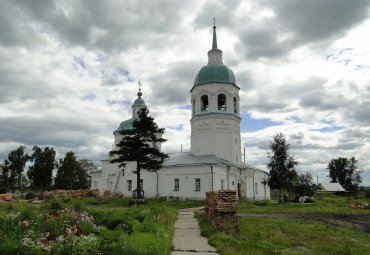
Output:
[238,213,370,233]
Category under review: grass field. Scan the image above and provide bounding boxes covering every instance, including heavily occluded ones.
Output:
[196,212,370,255]
[196,194,370,255]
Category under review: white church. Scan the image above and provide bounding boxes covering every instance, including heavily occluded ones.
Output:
[90,24,270,200]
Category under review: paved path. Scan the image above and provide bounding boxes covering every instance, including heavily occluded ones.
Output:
[172,208,219,255]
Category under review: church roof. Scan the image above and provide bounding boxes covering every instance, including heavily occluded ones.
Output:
[194,64,236,85]
[133,97,146,106]
[115,117,138,132]
[162,152,233,167]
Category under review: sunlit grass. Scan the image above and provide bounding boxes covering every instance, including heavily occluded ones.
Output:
[195,212,370,255]
[238,195,370,215]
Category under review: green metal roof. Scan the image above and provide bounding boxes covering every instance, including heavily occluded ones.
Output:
[115,117,158,132]
[194,64,236,85]
[115,118,137,132]
[133,97,146,106]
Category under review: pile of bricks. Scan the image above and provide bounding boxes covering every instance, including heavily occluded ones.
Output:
[205,190,238,233]
[43,189,100,199]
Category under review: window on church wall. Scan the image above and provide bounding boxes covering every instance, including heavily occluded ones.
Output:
[255,183,258,194]
[140,179,143,190]
[194,99,196,114]
[127,180,132,191]
[195,178,201,191]
[218,94,226,111]
[233,97,237,113]
[221,179,224,190]
[201,95,209,111]
[174,178,179,191]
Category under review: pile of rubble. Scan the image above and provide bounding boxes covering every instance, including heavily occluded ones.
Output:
[205,190,238,233]
[349,202,370,210]
[43,189,100,199]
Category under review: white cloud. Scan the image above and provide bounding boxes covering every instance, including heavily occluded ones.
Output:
[0,0,369,186]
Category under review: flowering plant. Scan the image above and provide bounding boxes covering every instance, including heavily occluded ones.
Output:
[21,209,103,254]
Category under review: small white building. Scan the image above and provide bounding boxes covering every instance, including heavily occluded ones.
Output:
[91,24,270,200]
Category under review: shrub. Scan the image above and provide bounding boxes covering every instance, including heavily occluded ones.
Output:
[25,191,37,200]
[0,185,8,194]
[62,194,73,203]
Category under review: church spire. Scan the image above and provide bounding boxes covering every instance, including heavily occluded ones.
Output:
[212,17,218,50]
[208,18,223,65]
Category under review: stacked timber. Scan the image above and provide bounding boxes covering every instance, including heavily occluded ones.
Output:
[205,190,239,233]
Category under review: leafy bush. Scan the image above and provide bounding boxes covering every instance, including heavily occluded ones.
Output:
[62,194,73,203]
[25,191,37,200]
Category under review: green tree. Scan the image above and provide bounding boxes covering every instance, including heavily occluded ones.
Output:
[110,109,168,200]
[267,133,298,201]
[27,146,56,191]
[78,159,99,188]
[0,162,8,193]
[1,146,29,192]
[327,157,363,192]
[55,152,90,190]
[292,172,316,197]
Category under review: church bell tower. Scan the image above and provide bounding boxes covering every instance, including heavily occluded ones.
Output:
[190,22,242,164]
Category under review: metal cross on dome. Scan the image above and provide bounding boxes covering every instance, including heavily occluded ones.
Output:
[138,79,142,92]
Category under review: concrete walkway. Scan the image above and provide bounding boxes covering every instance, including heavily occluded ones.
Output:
[172,208,219,255]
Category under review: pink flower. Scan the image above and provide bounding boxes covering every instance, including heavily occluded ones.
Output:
[22,220,29,227]
[40,238,47,243]
[70,226,78,234]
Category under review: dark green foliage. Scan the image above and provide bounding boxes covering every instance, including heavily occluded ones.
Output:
[267,133,298,198]
[292,172,316,197]
[54,151,90,190]
[27,146,56,191]
[0,146,29,191]
[327,157,363,192]
[110,109,168,199]
[25,191,37,199]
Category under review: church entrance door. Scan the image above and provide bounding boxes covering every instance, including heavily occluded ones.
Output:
[237,183,242,198]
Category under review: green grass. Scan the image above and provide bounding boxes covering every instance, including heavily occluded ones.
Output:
[238,195,370,215]
[195,212,370,255]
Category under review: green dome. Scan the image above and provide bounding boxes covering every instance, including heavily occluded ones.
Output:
[194,64,236,85]
[115,117,158,132]
[133,97,146,106]
[115,118,138,132]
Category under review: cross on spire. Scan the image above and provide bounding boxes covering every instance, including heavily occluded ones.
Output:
[212,18,218,50]
[137,79,143,97]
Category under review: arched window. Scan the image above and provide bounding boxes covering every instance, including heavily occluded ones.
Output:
[193,99,195,115]
[218,94,226,111]
[201,95,208,111]
[233,97,237,113]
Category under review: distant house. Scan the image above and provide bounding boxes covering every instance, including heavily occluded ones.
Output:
[317,183,347,195]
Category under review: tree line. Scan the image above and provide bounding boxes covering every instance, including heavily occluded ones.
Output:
[0,146,96,193]
[267,133,364,200]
